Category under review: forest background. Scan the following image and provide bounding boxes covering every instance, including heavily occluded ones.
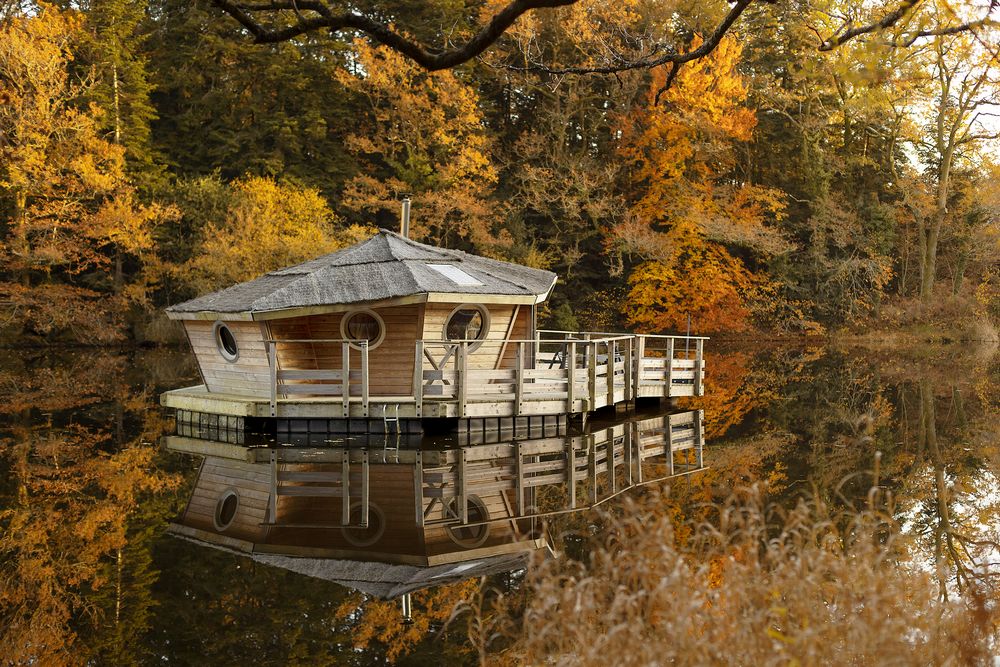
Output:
[2,0,1000,345]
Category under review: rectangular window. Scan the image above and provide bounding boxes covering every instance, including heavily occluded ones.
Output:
[426,263,484,286]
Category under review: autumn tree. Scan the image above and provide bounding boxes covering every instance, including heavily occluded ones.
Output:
[337,39,500,251]
[176,175,372,294]
[910,29,1000,301]
[616,37,787,333]
[0,6,169,342]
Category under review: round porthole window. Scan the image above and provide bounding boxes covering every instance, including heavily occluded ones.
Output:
[340,309,385,349]
[446,495,491,548]
[341,501,386,547]
[214,490,239,531]
[213,321,239,362]
[444,305,490,351]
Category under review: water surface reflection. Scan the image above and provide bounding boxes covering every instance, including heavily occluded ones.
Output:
[0,343,996,664]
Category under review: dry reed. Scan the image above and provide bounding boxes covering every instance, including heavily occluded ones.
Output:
[473,485,998,666]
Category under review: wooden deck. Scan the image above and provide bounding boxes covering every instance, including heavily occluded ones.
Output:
[161,331,706,420]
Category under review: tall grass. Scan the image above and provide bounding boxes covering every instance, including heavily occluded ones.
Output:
[473,485,998,666]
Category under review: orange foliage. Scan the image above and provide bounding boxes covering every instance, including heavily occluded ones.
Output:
[613,36,787,333]
[337,39,500,252]
[334,579,479,662]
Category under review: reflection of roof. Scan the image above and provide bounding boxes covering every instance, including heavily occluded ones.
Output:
[166,229,557,315]
[252,550,536,599]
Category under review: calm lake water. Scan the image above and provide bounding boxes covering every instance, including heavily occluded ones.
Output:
[1,341,997,665]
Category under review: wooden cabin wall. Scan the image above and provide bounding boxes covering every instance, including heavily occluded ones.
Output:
[181,457,270,542]
[498,306,532,369]
[268,304,422,397]
[422,304,528,370]
[184,320,270,397]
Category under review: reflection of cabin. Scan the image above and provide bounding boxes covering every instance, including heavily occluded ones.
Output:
[161,230,705,429]
[165,410,705,566]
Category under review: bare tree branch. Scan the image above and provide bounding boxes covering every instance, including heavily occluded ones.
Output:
[208,0,995,84]
[211,0,580,71]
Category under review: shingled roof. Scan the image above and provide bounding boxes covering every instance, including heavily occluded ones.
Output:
[166,229,557,317]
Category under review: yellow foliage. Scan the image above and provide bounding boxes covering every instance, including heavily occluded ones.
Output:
[183,176,372,291]
[614,36,788,333]
[338,39,499,251]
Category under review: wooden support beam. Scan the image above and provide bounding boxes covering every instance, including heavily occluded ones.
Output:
[341,342,350,418]
[413,340,423,418]
[587,342,597,412]
[515,441,524,515]
[458,447,468,523]
[566,440,576,509]
[360,449,369,528]
[360,342,369,418]
[634,336,645,397]
[269,449,278,523]
[457,342,468,418]
[607,341,616,407]
[268,342,277,417]
[413,450,424,527]
[665,338,675,397]
[694,339,704,396]
[567,341,576,413]
[341,449,351,525]
[514,342,524,416]
[623,337,633,402]
[666,413,675,476]
[695,409,704,468]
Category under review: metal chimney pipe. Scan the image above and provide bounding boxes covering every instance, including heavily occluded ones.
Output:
[400,197,411,238]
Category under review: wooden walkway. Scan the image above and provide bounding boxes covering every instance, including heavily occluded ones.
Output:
[162,330,706,420]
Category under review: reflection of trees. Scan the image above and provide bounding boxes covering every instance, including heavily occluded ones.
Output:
[899,378,1000,599]
[0,351,185,665]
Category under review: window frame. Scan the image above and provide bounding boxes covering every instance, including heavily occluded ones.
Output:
[339,308,386,350]
[213,321,240,363]
[442,304,491,352]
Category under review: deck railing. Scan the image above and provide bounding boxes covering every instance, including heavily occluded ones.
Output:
[265,331,705,419]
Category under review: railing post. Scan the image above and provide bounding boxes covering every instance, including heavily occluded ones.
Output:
[268,449,278,523]
[567,340,576,413]
[566,438,576,509]
[634,421,643,484]
[268,341,277,418]
[634,336,645,398]
[607,341,615,407]
[587,341,597,412]
[588,433,598,505]
[694,339,704,396]
[623,337,633,402]
[514,342,523,416]
[360,449,370,528]
[458,342,468,418]
[413,450,424,526]
[341,449,351,525]
[695,409,704,468]
[341,342,350,418]
[515,441,524,514]
[413,340,423,418]
[360,341,369,418]
[666,413,675,475]
[458,447,468,523]
[665,337,675,398]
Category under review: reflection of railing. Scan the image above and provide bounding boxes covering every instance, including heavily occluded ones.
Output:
[264,339,369,418]
[417,410,705,528]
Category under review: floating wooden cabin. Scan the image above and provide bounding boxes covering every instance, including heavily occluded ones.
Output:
[165,410,705,566]
[161,230,706,430]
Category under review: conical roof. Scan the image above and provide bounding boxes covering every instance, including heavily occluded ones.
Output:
[166,230,557,317]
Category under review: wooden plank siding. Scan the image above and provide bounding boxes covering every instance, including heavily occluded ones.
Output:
[184,320,271,397]
[268,305,423,397]
[182,457,271,542]
[422,304,522,371]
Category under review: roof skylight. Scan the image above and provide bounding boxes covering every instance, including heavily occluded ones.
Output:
[426,263,484,286]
